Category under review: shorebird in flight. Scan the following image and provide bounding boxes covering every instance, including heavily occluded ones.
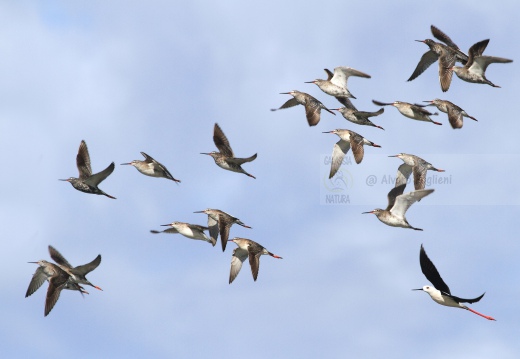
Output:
[228,238,282,284]
[323,129,381,178]
[452,39,513,88]
[151,221,216,246]
[414,244,496,321]
[201,123,257,179]
[60,140,116,199]
[363,187,434,231]
[372,100,442,125]
[423,99,477,129]
[389,153,444,190]
[194,209,252,252]
[407,25,468,92]
[26,260,71,316]
[121,152,180,183]
[271,90,335,126]
[306,66,371,102]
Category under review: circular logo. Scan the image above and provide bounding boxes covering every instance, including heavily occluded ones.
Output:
[323,169,353,192]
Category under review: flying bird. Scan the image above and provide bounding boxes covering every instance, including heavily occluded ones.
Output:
[26,260,71,316]
[201,123,257,179]
[331,98,385,130]
[194,209,252,252]
[60,140,116,199]
[423,99,477,129]
[271,90,335,126]
[363,187,434,231]
[305,66,371,102]
[48,245,102,292]
[121,152,180,183]
[151,221,216,246]
[389,153,444,190]
[452,39,513,88]
[407,25,468,92]
[372,100,442,125]
[228,238,282,284]
[323,129,381,178]
[414,244,496,321]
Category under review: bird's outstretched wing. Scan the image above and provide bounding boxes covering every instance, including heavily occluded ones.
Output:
[420,244,451,294]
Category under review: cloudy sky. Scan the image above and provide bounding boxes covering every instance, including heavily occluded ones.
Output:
[2,1,519,358]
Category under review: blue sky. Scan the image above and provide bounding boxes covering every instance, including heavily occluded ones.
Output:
[2,1,519,358]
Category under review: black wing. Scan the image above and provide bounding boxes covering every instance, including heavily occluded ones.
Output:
[450,292,485,304]
[420,244,451,295]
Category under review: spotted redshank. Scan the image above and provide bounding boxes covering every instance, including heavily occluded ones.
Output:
[452,39,513,88]
[330,97,384,130]
[372,100,442,125]
[194,209,252,252]
[271,90,335,126]
[60,140,116,199]
[228,238,282,284]
[201,123,257,179]
[389,153,444,190]
[121,152,180,183]
[414,244,495,321]
[151,221,215,246]
[305,66,371,102]
[323,129,381,178]
[48,245,102,291]
[423,99,477,129]
[407,25,468,92]
[363,188,434,231]
[26,260,71,316]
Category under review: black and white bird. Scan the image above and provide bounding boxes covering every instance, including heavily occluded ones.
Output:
[414,244,496,321]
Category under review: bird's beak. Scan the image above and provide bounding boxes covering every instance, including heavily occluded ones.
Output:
[372,144,382,148]
[362,211,374,214]
[161,224,171,227]
[58,179,69,181]
[304,81,315,83]
[412,288,423,291]
[193,211,205,213]
[322,131,334,134]
[279,92,291,95]
[415,40,425,43]
[28,261,38,264]
[388,155,398,157]
[200,153,211,155]
[120,163,131,165]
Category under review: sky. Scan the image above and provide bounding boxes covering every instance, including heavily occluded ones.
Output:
[1,1,519,358]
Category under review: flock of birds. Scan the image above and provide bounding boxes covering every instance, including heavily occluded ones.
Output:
[26,124,282,316]
[26,25,511,319]
[270,25,512,321]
